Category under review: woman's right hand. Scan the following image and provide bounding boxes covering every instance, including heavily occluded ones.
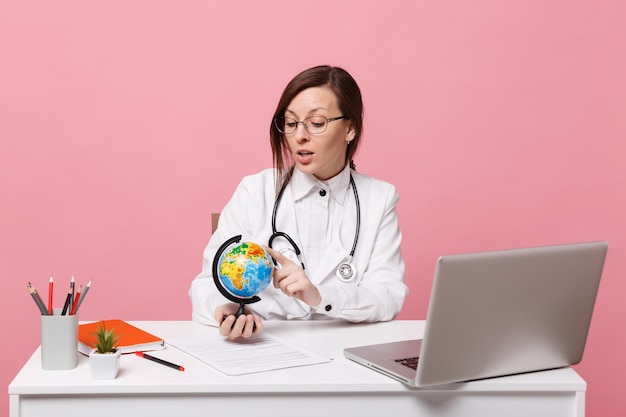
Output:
[214,303,263,340]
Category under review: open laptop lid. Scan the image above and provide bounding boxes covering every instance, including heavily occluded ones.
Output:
[414,241,608,387]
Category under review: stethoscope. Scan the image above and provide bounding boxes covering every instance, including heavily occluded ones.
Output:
[268,174,361,282]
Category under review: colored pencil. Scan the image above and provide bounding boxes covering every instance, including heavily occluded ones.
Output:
[28,283,48,315]
[47,276,54,315]
[75,279,91,313]
[69,275,75,298]
[70,284,82,315]
[61,287,73,315]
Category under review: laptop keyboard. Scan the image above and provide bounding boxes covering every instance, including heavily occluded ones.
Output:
[395,356,419,370]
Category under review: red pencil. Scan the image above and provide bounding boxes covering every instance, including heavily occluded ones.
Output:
[48,276,54,315]
[75,279,91,313]
[70,284,82,315]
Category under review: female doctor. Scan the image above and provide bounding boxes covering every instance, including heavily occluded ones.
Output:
[189,65,408,340]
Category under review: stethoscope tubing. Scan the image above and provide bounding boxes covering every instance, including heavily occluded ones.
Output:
[269,173,360,281]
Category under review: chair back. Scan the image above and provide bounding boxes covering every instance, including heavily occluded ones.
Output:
[211,213,220,234]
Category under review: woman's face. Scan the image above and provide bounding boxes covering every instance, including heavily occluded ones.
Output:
[284,86,354,180]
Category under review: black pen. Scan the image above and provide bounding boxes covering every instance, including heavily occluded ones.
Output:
[135,351,185,371]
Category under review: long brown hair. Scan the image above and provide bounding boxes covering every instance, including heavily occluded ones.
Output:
[269,65,364,193]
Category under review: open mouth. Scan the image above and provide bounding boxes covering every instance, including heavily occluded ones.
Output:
[296,150,314,164]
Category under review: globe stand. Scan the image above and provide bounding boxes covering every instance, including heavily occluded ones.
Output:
[233,302,248,320]
[212,235,262,325]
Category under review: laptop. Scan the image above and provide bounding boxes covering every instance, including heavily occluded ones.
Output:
[344,241,608,387]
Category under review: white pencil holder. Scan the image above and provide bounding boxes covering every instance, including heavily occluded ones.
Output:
[40,308,78,370]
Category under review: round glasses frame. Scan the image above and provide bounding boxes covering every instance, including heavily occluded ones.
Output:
[274,115,346,135]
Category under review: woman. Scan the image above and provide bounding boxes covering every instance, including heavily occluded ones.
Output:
[189,65,408,340]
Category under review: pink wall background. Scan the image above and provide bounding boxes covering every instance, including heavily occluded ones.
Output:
[1,1,624,415]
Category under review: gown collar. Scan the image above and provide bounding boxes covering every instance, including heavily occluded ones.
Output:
[290,165,351,205]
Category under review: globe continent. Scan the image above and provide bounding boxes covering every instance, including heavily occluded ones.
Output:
[218,242,273,299]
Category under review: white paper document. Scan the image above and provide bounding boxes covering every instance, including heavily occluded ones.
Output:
[167,332,330,375]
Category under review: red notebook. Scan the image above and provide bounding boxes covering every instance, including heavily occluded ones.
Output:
[78,319,165,355]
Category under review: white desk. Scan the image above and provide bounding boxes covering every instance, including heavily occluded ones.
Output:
[9,320,585,417]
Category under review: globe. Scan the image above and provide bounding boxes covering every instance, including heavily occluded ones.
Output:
[216,240,273,299]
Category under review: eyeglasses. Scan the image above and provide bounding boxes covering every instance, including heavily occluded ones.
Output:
[274,115,347,135]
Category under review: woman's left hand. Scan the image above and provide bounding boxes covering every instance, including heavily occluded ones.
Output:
[264,246,322,307]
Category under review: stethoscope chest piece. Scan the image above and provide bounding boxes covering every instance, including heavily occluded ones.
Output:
[336,260,357,283]
[278,247,299,264]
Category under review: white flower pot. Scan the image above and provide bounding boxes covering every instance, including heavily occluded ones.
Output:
[89,348,121,379]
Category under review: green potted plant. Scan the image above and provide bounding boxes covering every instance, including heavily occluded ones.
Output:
[89,321,121,379]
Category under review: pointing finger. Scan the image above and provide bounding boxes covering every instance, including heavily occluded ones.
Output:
[263,245,292,267]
